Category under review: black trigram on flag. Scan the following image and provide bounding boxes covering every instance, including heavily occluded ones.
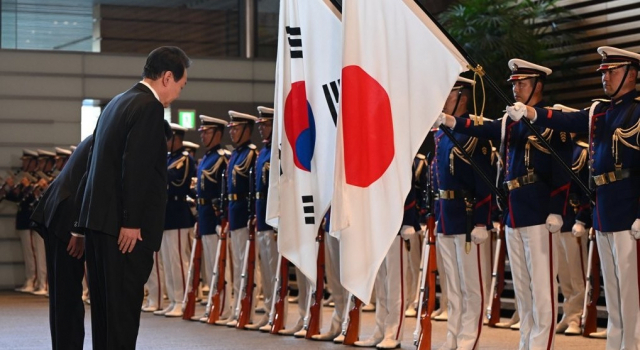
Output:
[286,26,303,59]
[322,79,340,125]
[302,195,315,225]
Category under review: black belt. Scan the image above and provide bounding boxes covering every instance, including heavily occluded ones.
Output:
[228,193,248,201]
[504,173,540,191]
[168,195,186,202]
[438,189,472,200]
[592,168,640,187]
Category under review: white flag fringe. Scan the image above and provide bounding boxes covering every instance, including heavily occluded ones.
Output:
[266,0,342,285]
[330,0,469,304]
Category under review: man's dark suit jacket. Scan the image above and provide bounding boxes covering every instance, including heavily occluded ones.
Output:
[79,83,168,251]
[31,135,93,241]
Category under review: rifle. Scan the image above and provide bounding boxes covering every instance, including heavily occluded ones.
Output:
[581,228,600,337]
[236,167,257,329]
[206,171,229,324]
[415,210,437,350]
[486,222,506,327]
[182,224,203,320]
[269,255,290,334]
[343,293,363,345]
[305,227,325,339]
[205,222,227,324]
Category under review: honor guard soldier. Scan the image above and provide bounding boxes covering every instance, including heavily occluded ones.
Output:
[216,110,258,327]
[508,46,640,349]
[191,115,231,321]
[433,77,493,350]
[440,59,573,350]
[154,123,196,317]
[6,149,41,293]
[248,106,278,330]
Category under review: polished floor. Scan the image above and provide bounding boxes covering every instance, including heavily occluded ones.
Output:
[0,291,607,349]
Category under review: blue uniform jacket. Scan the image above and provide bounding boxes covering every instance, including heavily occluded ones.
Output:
[255,142,273,232]
[532,90,640,232]
[435,114,494,235]
[227,141,257,231]
[165,147,196,230]
[196,145,227,235]
[453,102,572,229]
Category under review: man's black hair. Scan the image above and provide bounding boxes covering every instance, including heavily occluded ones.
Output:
[142,46,191,81]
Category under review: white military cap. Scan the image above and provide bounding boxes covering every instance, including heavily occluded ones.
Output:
[170,123,189,135]
[22,149,38,158]
[227,110,258,127]
[182,141,200,150]
[37,149,56,158]
[596,46,640,71]
[198,115,228,130]
[507,59,552,82]
[256,106,274,124]
[452,76,476,91]
[55,147,72,157]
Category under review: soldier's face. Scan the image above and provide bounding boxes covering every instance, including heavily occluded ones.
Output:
[442,90,461,115]
[258,121,272,140]
[229,125,245,144]
[602,66,628,97]
[512,79,535,103]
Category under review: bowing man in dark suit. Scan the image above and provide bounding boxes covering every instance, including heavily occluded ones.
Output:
[30,135,93,350]
[78,46,190,350]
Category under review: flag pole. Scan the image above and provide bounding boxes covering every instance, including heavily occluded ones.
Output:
[415,1,594,202]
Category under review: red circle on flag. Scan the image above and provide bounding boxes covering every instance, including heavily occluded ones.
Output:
[341,65,394,188]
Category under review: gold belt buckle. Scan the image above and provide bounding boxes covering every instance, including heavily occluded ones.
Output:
[607,171,617,183]
[228,194,237,201]
[439,189,455,199]
[506,179,520,191]
[592,174,606,186]
[255,193,263,199]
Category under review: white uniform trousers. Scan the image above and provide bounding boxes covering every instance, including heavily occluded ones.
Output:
[506,224,558,350]
[482,234,493,307]
[371,236,409,343]
[325,233,348,334]
[436,234,449,312]
[405,232,422,310]
[160,228,191,306]
[17,229,38,289]
[32,231,47,291]
[556,231,587,328]
[596,230,640,350]
[437,233,489,350]
[144,250,165,308]
[230,227,249,319]
[256,230,278,315]
[201,233,232,319]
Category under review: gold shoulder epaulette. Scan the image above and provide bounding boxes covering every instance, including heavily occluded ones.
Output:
[217,149,226,156]
[168,155,187,170]
[416,153,426,160]
[182,151,189,156]
[248,144,257,150]
[592,98,610,103]
[635,96,640,103]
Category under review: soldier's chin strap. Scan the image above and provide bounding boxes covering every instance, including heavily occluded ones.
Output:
[205,128,220,149]
[451,90,463,116]
[170,133,177,154]
[523,77,539,106]
[608,65,631,99]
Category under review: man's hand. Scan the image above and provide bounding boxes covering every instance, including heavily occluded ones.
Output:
[118,227,142,253]
[471,225,489,244]
[67,235,85,259]
[545,214,563,233]
[631,219,640,239]
[506,102,528,121]
[400,225,416,240]
[571,221,587,238]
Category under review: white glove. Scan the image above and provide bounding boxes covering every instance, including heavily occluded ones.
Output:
[400,225,416,240]
[215,225,222,235]
[545,214,563,233]
[571,221,587,238]
[631,219,640,239]
[471,226,489,244]
[433,113,445,128]
[506,102,527,121]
